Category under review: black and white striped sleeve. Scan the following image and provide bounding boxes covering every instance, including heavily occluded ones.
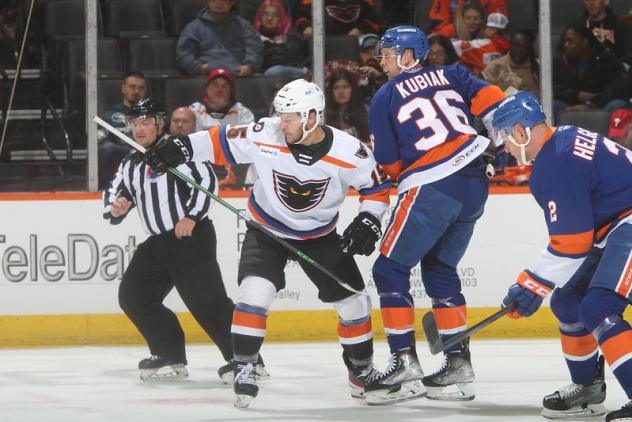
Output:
[182,160,217,220]
[102,157,134,224]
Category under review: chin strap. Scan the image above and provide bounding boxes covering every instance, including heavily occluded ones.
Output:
[397,54,419,71]
[294,114,321,145]
[507,127,532,165]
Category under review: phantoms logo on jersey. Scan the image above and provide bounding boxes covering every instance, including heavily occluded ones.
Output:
[273,170,330,212]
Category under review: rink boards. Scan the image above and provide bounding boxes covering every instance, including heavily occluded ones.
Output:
[2,188,626,347]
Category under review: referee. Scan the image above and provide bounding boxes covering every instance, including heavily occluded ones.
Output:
[103,98,265,382]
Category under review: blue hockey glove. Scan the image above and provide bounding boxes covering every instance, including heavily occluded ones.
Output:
[502,270,555,319]
[340,212,382,256]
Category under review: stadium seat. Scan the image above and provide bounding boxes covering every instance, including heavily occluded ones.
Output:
[413,0,434,33]
[169,0,206,36]
[103,0,166,37]
[64,38,124,109]
[558,109,611,134]
[44,0,87,38]
[506,0,537,32]
[163,77,205,113]
[325,35,359,62]
[235,76,288,119]
[127,37,180,78]
[551,0,583,35]
[97,77,126,116]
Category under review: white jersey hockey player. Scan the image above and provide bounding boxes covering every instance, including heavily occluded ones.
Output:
[144,79,391,408]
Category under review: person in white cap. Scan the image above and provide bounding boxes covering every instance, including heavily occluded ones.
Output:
[452,12,510,74]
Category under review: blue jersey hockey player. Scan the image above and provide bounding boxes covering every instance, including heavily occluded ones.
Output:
[493,91,632,422]
[364,25,506,405]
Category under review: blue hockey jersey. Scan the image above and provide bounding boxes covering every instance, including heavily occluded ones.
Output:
[530,125,632,286]
[368,63,505,193]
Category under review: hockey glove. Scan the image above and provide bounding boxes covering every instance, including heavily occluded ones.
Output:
[340,212,382,256]
[502,270,555,319]
[144,135,193,174]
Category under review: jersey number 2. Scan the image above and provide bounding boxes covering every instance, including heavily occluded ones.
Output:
[397,89,476,151]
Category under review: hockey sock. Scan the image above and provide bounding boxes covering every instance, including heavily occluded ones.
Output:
[431,294,467,353]
[373,255,415,353]
[231,303,267,363]
[559,322,599,385]
[581,288,632,397]
[338,315,374,365]
[550,285,599,384]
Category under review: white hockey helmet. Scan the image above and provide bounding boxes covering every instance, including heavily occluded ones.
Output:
[273,79,325,144]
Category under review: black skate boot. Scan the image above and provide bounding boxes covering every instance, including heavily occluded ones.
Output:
[606,400,632,421]
[422,339,475,401]
[218,355,269,384]
[138,355,188,381]
[234,361,258,408]
[541,355,606,419]
[364,348,426,405]
[342,351,381,399]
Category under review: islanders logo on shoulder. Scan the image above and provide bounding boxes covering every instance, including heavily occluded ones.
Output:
[273,170,330,212]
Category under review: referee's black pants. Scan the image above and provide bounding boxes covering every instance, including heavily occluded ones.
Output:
[118,218,234,363]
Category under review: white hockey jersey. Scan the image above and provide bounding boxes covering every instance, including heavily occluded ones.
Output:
[187,117,392,239]
[189,101,255,132]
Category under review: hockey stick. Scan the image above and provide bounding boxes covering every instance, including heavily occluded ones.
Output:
[94,116,365,295]
[422,303,517,355]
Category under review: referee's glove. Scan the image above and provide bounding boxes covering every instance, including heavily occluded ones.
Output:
[144,135,193,174]
[340,212,382,256]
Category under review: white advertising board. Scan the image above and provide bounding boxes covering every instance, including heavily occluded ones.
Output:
[0,193,548,315]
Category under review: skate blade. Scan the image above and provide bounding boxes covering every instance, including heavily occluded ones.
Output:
[234,394,254,409]
[349,381,365,399]
[365,379,426,406]
[425,382,475,401]
[541,403,606,419]
[140,365,188,382]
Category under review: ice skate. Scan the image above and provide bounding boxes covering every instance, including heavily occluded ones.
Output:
[541,355,606,419]
[422,339,475,401]
[606,400,632,422]
[364,348,426,405]
[342,352,381,399]
[234,362,258,408]
[138,355,188,381]
[219,355,269,384]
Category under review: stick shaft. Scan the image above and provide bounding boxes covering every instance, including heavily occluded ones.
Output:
[93,116,365,295]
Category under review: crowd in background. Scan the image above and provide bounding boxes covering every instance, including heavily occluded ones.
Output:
[4,0,632,189]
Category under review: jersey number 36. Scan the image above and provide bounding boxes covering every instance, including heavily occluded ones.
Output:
[397,89,476,151]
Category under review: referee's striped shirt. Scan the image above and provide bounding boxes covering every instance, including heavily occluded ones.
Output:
[103,145,217,236]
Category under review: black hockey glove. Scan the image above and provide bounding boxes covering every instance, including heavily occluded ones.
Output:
[340,212,382,256]
[144,135,193,174]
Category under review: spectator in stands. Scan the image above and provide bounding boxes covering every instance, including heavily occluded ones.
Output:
[98,71,148,189]
[452,12,508,74]
[176,0,263,76]
[324,69,369,144]
[427,35,460,66]
[190,68,255,131]
[482,30,540,96]
[295,0,381,38]
[429,0,506,38]
[454,0,486,41]
[169,107,197,136]
[572,0,629,59]
[253,0,308,79]
[608,108,632,148]
[358,33,387,101]
[190,68,255,186]
[553,22,629,115]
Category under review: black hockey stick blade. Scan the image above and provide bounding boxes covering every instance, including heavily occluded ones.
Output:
[422,303,517,355]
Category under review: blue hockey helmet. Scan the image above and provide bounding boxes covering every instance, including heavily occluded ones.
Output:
[378,25,429,62]
[492,91,546,134]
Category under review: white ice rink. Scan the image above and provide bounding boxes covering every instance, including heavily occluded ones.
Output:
[1,339,628,422]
